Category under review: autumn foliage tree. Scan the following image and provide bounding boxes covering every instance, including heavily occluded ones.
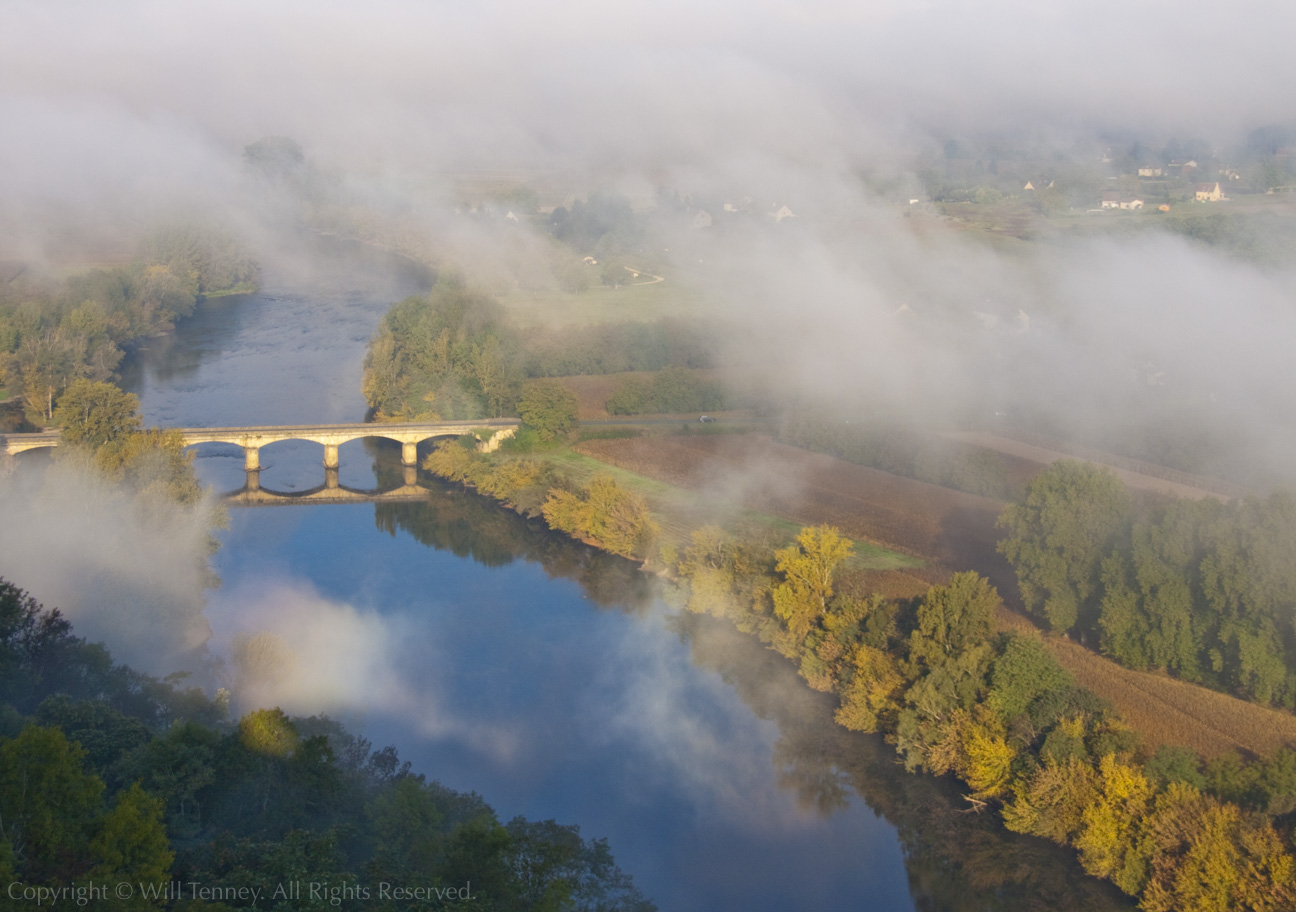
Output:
[542,474,658,559]
[771,525,853,649]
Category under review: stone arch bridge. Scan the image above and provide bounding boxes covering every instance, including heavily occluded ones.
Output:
[1,419,519,469]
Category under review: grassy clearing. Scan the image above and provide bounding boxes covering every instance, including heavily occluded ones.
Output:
[847,540,924,571]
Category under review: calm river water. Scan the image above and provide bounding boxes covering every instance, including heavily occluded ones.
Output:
[118,235,1131,912]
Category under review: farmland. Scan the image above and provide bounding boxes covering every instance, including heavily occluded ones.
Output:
[575,430,1296,758]
[576,432,1009,582]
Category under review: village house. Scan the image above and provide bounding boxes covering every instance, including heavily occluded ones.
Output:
[1195,182,1224,202]
[1137,167,1163,178]
[1101,190,1144,210]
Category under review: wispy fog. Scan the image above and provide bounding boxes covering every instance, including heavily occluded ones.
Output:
[3,0,1295,689]
[208,577,522,762]
[0,456,214,674]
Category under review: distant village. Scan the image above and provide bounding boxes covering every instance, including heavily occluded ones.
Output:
[438,132,1295,236]
[909,133,1296,214]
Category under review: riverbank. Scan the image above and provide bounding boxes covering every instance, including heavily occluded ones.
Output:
[561,430,1296,758]
[201,280,259,298]
[420,429,1296,909]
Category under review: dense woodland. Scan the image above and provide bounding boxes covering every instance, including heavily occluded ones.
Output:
[0,579,655,912]
[0,225,256,423]
[998,461,1296,709]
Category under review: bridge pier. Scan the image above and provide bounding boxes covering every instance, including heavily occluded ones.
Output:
[401,441,418,466]
[244,446,261,471]
[404,464,418,487]
[325,467,339,490]
[323,443,339,469]
[246,469,260,492]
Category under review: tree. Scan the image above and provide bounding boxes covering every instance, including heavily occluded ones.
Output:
[1003,756,1100,845]
[997,461,1132,634]
[1076,754,1154,893]
[835,644,904,733]
[945,707,1017,798]
[88,784,174,909]
[11,328,89,420]
[0,725,105,883]
[542,474,658,559]
[518,380,579,442]
[771,526,853,646]
[908,572,1000,670]
[242,136,305,182]
[53,379,141,451]
[471,336,521,418]
[505,817,657,912]
[238,708,300,758]
[986,633,1073,726]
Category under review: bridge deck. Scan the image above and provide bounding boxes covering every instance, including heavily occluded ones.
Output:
[2,419,519,456]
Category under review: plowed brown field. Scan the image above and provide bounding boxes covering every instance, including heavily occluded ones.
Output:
[576,433,1014,589]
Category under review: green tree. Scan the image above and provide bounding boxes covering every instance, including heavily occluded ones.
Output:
[908,572,1000,670]
[11,328,89,420]
[0,725,105,883]
[518,380,579,442]
[986,633,1073,726]
[242,136,305,182]
[89,784,174,909]
[53,379,141,450]
[997,461,1132,634]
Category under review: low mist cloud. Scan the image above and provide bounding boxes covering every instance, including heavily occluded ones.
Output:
[0,457,215,675]
[208,578,521,761]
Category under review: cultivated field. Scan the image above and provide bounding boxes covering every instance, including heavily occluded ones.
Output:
[576,432,1010,581]
[1048,632,1296,758]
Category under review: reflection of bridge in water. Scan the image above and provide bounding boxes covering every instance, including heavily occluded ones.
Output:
[3,418,519,505]
[226,464,436,507]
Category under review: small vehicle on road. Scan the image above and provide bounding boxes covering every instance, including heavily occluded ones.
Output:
[698,415,716,423]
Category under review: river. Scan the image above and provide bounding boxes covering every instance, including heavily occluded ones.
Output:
[117,235,1131,912]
